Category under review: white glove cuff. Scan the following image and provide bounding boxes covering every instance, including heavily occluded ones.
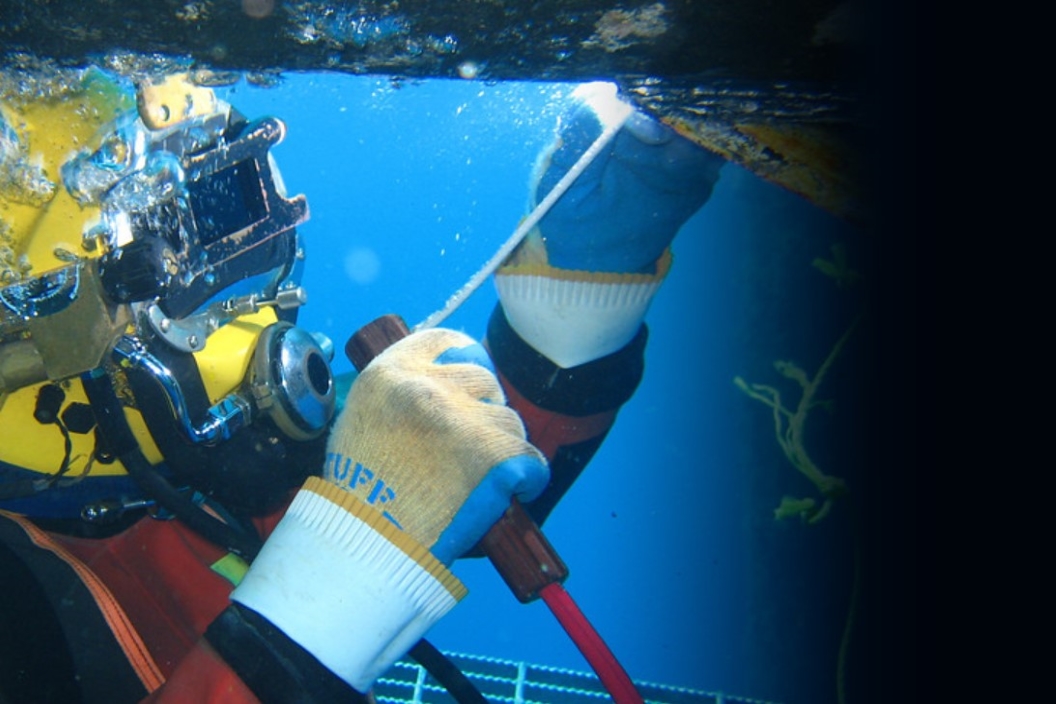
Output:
[231,477,466,692]
[494,253,670,368]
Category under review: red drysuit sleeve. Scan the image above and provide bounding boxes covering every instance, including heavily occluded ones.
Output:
[485,305,648,526]
[141,640,258,703]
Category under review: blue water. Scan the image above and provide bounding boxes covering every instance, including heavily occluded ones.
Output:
[218,74,865,704]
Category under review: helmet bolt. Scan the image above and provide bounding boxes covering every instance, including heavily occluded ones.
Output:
[187,334,200,349]
[159,317,171,332]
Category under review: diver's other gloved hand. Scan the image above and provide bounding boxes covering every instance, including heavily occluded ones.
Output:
[496,84,725,368]
[536,90,723,274]
[230,329,548,693]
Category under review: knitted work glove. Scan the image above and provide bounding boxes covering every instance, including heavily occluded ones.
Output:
[324,328,549,563]
[231,329,548,693]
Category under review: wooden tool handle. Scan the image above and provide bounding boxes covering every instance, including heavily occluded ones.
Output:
[344,313,413,371]
[344,314,568,603]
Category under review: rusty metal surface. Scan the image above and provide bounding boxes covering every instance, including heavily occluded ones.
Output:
[0,1,855,83]
[629,79,869,224]
[0,0,880,222]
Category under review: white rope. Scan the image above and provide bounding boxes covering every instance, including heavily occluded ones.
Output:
[413,101,633,332]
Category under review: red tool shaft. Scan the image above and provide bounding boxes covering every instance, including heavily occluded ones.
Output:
[541,583,644,704]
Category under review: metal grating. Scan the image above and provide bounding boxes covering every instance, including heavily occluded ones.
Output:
[373,652,780,704]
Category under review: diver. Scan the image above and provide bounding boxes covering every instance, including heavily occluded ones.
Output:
[0,70,724,703]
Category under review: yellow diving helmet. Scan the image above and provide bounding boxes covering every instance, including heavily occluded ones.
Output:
[0,69,335,542]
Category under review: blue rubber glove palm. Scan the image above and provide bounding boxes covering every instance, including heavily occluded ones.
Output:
[495,87,725,369]
[534,87,725,274]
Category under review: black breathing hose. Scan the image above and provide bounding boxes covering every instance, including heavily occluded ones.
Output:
[80,371,263,560]
[118,446,264,560]
[409,640,489,704]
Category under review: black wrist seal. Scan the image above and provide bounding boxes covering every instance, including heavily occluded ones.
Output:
[206,602,368,704]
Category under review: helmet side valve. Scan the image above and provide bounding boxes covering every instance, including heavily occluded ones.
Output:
[220,286,308,318]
